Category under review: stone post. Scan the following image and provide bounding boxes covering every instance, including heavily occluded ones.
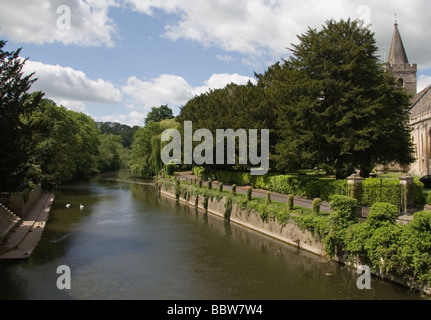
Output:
[347,174,364,205]
[399,175,414,214]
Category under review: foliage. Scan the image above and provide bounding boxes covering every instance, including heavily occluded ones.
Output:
[260,19,414,178]
[0,41,44,192]
[130,119,179,178]
[330,196,358,225]
[287,195,294,211]
[231,184,237,196]
[367,202,399,228]
[246,187,253,201]
[145,105,174,125]
[98,134,129,173]
[158,177,431,291]
[266,192,271,205]
[25,98,101,186]
[312,198,322,215]
[98,122,139,149]
[165,162,178,176]
[178,82,279,172]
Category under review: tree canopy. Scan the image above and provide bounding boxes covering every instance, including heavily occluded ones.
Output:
[0,41,43,192]
[130,118,179,178]
[259,19,414,178]
[145,105,175,125]
[97,122,139,149]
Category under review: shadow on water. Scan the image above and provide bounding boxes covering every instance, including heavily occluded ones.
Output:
[153,192,421,300]
[0,172,424,300]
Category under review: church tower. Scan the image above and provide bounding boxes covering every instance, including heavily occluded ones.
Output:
[387,21,417,95]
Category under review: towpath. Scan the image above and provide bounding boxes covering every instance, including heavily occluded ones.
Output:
[0,191,55,260]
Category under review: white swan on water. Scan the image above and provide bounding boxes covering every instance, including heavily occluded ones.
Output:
[80,204,84,211]
[66,204,71,209]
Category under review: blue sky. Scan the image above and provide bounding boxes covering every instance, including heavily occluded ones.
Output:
[1,0,431,126]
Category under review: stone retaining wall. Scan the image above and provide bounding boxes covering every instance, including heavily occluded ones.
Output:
[3,184,42,218]
[160,185,326,258]
[158,183,426,294]
[0,204,20,241]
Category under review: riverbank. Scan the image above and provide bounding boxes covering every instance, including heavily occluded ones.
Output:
[0,191,55,260]
[156,176,429,296]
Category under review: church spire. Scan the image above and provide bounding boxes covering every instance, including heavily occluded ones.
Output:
[387,20,409,65]
[386,19,417,96]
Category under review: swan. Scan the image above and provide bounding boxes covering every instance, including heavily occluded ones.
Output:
[80,204,84,211]
[66,204,71,209]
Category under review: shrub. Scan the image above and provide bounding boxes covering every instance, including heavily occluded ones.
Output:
[330,195,358,223]
[266,192,271,206]
[246,187,253,202]
[312,198,322,215]
[367,203,399,228]
[218,182,224,193]
[287,195,294,211]
[232,184,237,196]
[165,162,178,176]
[208,180,212,190]
[224,197,233,221]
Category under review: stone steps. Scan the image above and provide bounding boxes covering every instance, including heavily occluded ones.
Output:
[0,203,21,241]
[0,192,55,260]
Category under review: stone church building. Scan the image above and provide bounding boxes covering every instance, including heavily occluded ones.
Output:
[384,22,431,177]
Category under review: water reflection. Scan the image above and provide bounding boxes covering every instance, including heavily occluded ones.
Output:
[0,173,422,300]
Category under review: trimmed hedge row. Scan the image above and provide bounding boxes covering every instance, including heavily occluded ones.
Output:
[213,170,348,202]
[192,168,426,207]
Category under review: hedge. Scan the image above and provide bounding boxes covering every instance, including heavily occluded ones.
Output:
[193,168,426,207]
[212,170,347,201]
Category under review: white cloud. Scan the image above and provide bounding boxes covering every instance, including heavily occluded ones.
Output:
[57,100,88,113]
[126,0,431,70]
[95,111,147,127]
[121,73,256,111]
[194,73,256,96]
[23,59,123,105]
[122,74,195,112]
[0,0,118,47]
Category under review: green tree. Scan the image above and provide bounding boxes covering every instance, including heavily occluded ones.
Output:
[145,105,174,125]
[26,98,101,186]
[130,119,179,178]
[0,41,43,192]
[271,19,414,178]
[98,134,126,173]
[97,122,139,149]
[67,111,100,175]
[26,98,80,185]
[178,82,278,171]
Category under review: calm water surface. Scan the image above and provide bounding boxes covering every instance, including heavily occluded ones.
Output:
[0,173,422,300]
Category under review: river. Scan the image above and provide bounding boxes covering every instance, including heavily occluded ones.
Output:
[0,173,422,300]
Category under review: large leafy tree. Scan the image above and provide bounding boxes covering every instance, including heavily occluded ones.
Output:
[270,19,414,178]
[0,41,43,192]
[130,119,179,178]
[177,82,278,171]
[98,122,139,149]
[26,97,101,186]
[145,105,175,125]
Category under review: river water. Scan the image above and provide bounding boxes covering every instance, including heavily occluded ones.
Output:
[0,173,422,300]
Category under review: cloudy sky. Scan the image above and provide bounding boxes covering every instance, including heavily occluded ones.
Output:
[1,0,431,126]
